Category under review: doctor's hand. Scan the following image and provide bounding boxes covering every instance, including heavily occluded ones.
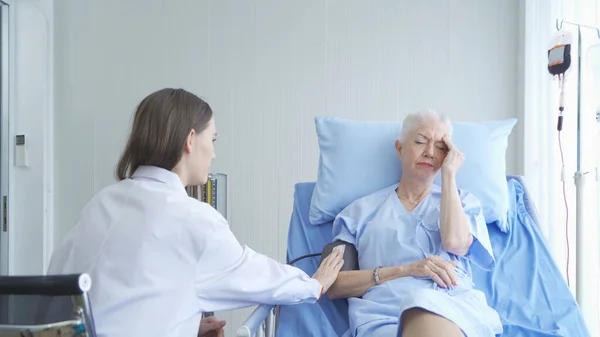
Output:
[312,249,344,293]
[198,316,226,337]
[407,256,459,289]
[441,134,464,176]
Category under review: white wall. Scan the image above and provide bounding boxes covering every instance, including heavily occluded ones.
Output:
[9,0,54,276]
[36,0,520,335]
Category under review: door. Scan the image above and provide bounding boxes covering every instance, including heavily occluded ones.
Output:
[0,0,10,277]
[0,1,9,325]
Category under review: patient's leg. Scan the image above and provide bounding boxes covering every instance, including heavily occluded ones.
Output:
[400,308,464,337]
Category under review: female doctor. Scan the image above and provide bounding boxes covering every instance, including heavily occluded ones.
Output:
[47,88,344,337]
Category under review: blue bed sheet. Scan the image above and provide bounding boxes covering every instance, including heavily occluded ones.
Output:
[276,177,589,336]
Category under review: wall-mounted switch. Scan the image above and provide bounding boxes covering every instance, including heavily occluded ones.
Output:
[15,134,28,167]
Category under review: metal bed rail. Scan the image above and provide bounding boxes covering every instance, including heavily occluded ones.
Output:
[236,304,278,337]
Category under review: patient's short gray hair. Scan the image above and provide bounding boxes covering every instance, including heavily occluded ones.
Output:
[397,109,453,142]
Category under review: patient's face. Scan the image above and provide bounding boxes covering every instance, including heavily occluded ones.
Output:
[397,119,450,181]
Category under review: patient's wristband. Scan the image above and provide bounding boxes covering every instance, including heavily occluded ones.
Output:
[373,266,382,285]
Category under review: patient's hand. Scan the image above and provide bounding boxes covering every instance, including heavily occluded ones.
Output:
[407,256,459,289]
[441,134,464,176]
[198,316,226,337]
[312,249,344,293]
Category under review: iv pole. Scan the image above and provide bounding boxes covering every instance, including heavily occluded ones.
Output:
[555,18,600,309]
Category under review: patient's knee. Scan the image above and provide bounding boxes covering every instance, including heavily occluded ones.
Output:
[400,308,463,337]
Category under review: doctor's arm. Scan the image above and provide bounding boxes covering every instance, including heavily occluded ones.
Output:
[194,211,343,312]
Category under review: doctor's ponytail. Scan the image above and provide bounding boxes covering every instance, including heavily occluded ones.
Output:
[116,88,213,180]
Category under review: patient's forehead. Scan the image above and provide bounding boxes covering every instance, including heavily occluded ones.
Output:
[411,119,449,140]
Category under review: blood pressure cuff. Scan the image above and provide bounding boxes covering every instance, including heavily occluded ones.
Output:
[320,240,359,271]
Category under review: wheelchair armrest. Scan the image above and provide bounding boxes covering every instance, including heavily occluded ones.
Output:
[236,304,276,337]
[0,274,92,296]
[0,319,84,332]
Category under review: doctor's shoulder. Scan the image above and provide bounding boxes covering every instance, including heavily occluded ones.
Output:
[77,181,127,214]
[181,196,229,230]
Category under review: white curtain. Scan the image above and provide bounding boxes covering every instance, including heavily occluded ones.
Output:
[523,0,600,333]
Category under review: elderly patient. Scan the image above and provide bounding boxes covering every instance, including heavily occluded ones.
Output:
[327,109,503,337]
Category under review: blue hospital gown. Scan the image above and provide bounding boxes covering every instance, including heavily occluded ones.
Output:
[332,183,503,337]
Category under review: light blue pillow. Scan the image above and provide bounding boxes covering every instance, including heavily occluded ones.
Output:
[309,116,517,232]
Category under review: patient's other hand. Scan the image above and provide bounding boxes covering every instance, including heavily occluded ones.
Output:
[198,316,226,337]
[407,256,459,289]
[312,249,344,293]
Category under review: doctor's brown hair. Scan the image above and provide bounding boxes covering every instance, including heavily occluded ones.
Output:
[115,88,213,180]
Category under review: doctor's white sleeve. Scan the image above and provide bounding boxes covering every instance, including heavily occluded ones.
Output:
[193,209,322,312]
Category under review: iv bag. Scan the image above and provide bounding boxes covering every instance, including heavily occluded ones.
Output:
[548,30,574,80]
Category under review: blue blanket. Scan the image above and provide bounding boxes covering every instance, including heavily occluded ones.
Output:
[276,177,589,336]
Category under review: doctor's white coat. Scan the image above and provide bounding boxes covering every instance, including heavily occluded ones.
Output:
[47,165,322,337]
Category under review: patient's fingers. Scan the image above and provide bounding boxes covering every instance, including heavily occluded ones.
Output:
[428,261,452,288]
[434,266,453,288]
[448,261,460,285]
[428,257,459,287]
[424,260,449,288]
[435,260,459,286]
[449,263,459,286]
[425,269,447,288]
[442,134,455,151]
[435,258,459,284]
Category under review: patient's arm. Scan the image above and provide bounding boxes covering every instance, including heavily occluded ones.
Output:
[440,176,473,256]
[327,257,460,299]
[440,135,473,256]
[327,267,409,299]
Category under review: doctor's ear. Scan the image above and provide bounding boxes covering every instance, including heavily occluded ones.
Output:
[183,129,196,153]
[395,140,403,160]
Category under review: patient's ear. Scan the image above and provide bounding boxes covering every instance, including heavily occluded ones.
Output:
[395,140,403,160]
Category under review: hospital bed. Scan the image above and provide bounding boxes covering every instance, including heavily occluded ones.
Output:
[236,176,589,337]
